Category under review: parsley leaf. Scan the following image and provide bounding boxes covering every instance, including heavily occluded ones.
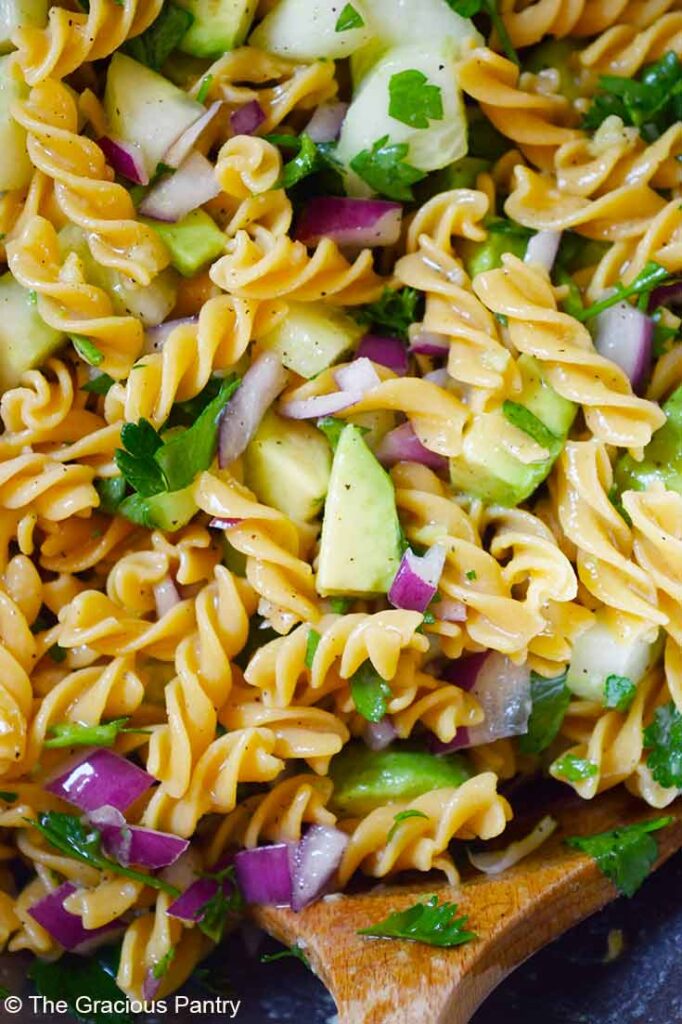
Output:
[329,596,353,614]
[350,660,392,722]
[643,701,682,788]
[115,419,166,497]
[552,753,599,782]
[387,809,429,842]
[335,3,364,31]
[465,569,477,581]
[0,791,17,802]
[582,51,682,141]
[358,894,476,947]
[82,372,115,395]
[48,643,67,663]
[576,261,671,322]
[195,866,244,943]
[565,817,672,897]
[651,306,679,357]
[30,947,132,1024]
[350,135,426,201]
[30,812,180,897]
[446,0,519,66]
[317,416,347,449]
[196,74,213,104]
[261,942,310,967]
[519,670,571,755]
[305,628,321,669]
[604,674,637,712]
[44,717,148,749]
[265,133,342,191]
[502,401,558,452]
[95,476,127,515]
[123,1,192,71]
[152,947,175,980]
[354,286,422,341]
[389,70,443,129]
[70,334,104,367]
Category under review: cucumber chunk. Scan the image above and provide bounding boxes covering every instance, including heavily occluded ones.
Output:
[250,0,372,60]
[567,612,660,703]
[0,0,47,53]
[178,0,257,57]
[0,274,65,389]
[259,301,364,379]
[0,55,32,190]
[143,209,225,277]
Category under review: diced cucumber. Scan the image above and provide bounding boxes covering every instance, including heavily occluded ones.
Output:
[337,44,468,196]
[119,487,197,532]
[0,55,32,190]
[250,0,372,60]
[143,209,225,277]
[259,301,364,379]
[460,222,530,278]
[105,53,205,178]
[0,0,47,53]
[178,0,257,57]
[244,411,332,522]
[567,612,661,703]
[0,273,65,389]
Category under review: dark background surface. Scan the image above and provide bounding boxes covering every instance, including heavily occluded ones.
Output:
[3,851,680,1023]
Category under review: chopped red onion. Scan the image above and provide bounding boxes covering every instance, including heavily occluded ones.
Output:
[356,335,408,376]
[408,328,449,357]
[363,716,397,751]
[230,100,266,136]
[649,280,682,311]
[234,843,293,906]
[434,599,467,623]
[334,356,381,395]
[524,229,562,273]
[154,577,182,619]
[431,653,531,753]
[305,101,348,143]
[423,368,449,386]
[280,390,360,420]
[143,970,162,1002]
[375,422,448,472]
[290,826,348,912]
[219,352,288,467]
[99,822,188,869]
[46,749,154,813]
[296,197,402,248]
[98,136,148,186]
[168,877,222,921]
[144,316,198,354]
[139,151,220,223]
[164,101,222,169]
[388,545,446,613]
[593,300,653,393]
[28,882,119,951]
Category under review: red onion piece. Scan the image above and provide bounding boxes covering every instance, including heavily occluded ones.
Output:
[168,877,219,921]
[296,197,402,248]
[46,749,154,813]
[153,576,181,619]
[139,151,220,223]
[230,100,266,136]
[305,101,348,143]
[423,368,449,386]
[98,136,149,185]
[234,843,293,906]
[99,822,188,869]
[143,970,162,1002]
[144,316,198,354]
[649,280,682,311]
[431,653,531,753]
[524,229,562,273]
[356,335,408,376]
[219,352,288,467]
[388,545,446,613]
[334,356,381,395]
[593,300,653,393]
[408,328,449,356]
[434,599,467,622]
[375,422,448,472]
[280,390,360,420]
[363,716,397,751]
[164,101,222,169]
[28,882,119,951]
[290,826,348,912]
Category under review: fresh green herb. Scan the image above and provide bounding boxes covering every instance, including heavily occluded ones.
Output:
[115,419,165,497]
[152,947,175,980]
[95,476,127,515]
[354,287,421,341]
[358,894,476,947]
[582,51,682,141]
[643,701,682,788]
[350,661,392,723]
[519,670,571,755]
[422,610,436,625]
[350,135,426,201]
[196,74,213,104]
[196,865,244,943]
[335,3,364,31]
[388,69,444,129]
[44,717,149,749]
[82,373,115,395]
[48,644,67,664]
[30,948,132,1024]
[30,812,180,897]
[261,942,310,967]
[281,133,320,189]
[266,132,342,190]
[552,753,599,782]
[70,334,104,367]
[166,375,230,427]
[495,312,508,327]
[604,674,637,712]
[317,416,346,449]
[651,306,679,357]
[305,628,321,669]
[329,597,353,614]
[0,985,9,999]
[386,809,429,842]
[555,267,586,320]
[0,791,17,803]
[502,401,558,451]
[576,261,671,322]
[566,816,673,897]
[27,289,37,305]
[486,218,533,240]
[446,0,519,66]
[124,1,192,71]
[465,569,477,581]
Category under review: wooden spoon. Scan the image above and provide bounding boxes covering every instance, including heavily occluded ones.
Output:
[253,787,682,1024]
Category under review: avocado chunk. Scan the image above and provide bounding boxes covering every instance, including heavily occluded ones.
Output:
[259,301,364,379]
[430,156,490,193]
[0,55,32,190]
[0,274,65,389]
[178,0,257,57]
[316,424,402,596]
[329,743,471,816]
[615,385,682,495]
[144,210,225,277]
[567,611,660,702]
[450,355,576,506]
[119,487,197,532]
[0,0,47,53]
[244,410,332,522]
[459,220,530,278]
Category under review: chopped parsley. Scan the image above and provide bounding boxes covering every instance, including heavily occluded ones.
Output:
[502,401,558,451]
[261,942,310,967]
[354,286,422,341]
[576,261,671,322]
[70,334,104,367]
[194,866,243,944]
[123,1,192,71]
[643,701,682,788]
[329,596,353,614]
[350,135,426,201]
[552,753,599,782]
[519,669,571,755]
[81,372,115,395]
[30,947,132,1024]
[446,0,519,66]
[265,133,342,191]
[152,947,175,980]
[388,70,443,129]
[358,894,476,947]
[305,628,321,669]
[44,717,149,749]
[47,644,67,663]
[582,51,682,141]
[603,674,637,713]
[350,660,392,723]
[196,74,213,104]
[465,569,477,581]
[386,809,429,842]
[566,817,672,897]
[0,791,17,803]
[317,416,347,449]
[95,476,127,515]
[335,3,364,31]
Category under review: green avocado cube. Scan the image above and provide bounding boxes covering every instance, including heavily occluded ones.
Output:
[144,209,225,277]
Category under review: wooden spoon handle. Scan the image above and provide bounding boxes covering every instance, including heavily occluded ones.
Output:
[254,790,682,1024]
